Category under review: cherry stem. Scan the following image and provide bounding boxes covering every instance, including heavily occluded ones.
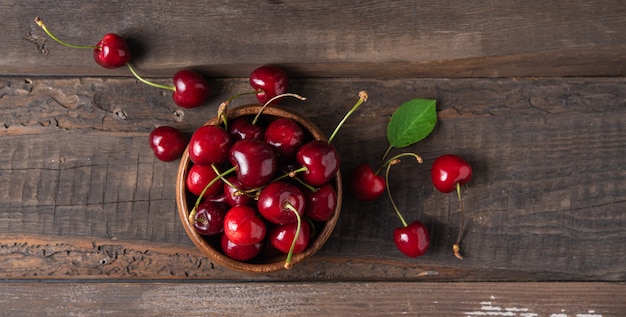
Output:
[34,17,96,50]
[227,90,259,103]
[289,175,318,193]
[217,101,229,130]
[211,164,256,199]
[127,63,176,91]
[188,165,237,223]
[283,202,302,270]
[384,161,408,227]
[381,145,394,161]
[375,152,423,175]
[252,93,307,125]
[327,91,368,144]
[453,182,466,260]
[271,167,314,192]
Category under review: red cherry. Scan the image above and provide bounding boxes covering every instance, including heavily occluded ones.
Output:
[188,125,231,166]
[270,220,311,254]
[192,201,228,236]
[431,154,473,193]
[264,118,304,162]
[172,69,210,108]
[348,163,386,201]
[186,164,223,197]
[93,33,131,69]
[228,117,264,141]
[249,65,288,104]
[257,181,305,225]
[431,154,473,260]
[393,221,430,257]
[229,139,277,188]
[34,17,130,69]
[223,205,267,246]
[220,234,263,262]
[304,183,337,222]
[296,140,340,186]
[149,126,187,162]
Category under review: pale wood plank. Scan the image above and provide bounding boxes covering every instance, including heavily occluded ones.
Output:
[0,282,623,316]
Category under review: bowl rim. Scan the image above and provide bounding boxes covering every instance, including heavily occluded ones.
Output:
[176,104,343,273]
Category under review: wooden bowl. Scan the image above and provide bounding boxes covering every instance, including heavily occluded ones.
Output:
[176,104,342,273]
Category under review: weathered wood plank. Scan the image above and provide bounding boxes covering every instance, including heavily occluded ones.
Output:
[1,76,625,281]
[0,281,624,316]
[4,0,625,77]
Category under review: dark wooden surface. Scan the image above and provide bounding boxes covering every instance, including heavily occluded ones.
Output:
[5,0,626,78]
[1,1,625,315]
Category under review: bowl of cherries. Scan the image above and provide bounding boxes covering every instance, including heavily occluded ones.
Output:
[176,102,347,273]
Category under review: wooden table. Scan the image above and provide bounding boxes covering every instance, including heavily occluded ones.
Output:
[2,1,625,315]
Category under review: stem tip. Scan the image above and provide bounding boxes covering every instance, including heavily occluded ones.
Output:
[453,244,463,260]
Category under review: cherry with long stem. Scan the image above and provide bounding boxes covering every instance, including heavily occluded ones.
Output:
[34,16,130,69]
[385,153,431,258]
[431,153,472,259]
[127,63,209,108]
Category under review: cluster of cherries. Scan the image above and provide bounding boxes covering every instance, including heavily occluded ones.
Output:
[180,93,358,267]
[35,17,475,262]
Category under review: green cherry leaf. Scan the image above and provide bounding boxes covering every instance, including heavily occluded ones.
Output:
[387,98,437,149]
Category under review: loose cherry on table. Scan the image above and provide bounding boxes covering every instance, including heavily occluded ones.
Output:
[127,64,210,108]
[249,65,289,104]
[393,220,430,257]
[349,163,386,201]
[35,16,130,69]
[431,154,473,259]
[149,126,187,162]
[378,153,431,258]
[349,151,423,202]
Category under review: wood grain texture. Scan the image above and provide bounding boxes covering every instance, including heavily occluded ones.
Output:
[4,0,625,77]
[1,76,624,281]
[0,281,624,316]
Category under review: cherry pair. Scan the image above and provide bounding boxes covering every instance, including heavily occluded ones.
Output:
[35,17,288,110]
